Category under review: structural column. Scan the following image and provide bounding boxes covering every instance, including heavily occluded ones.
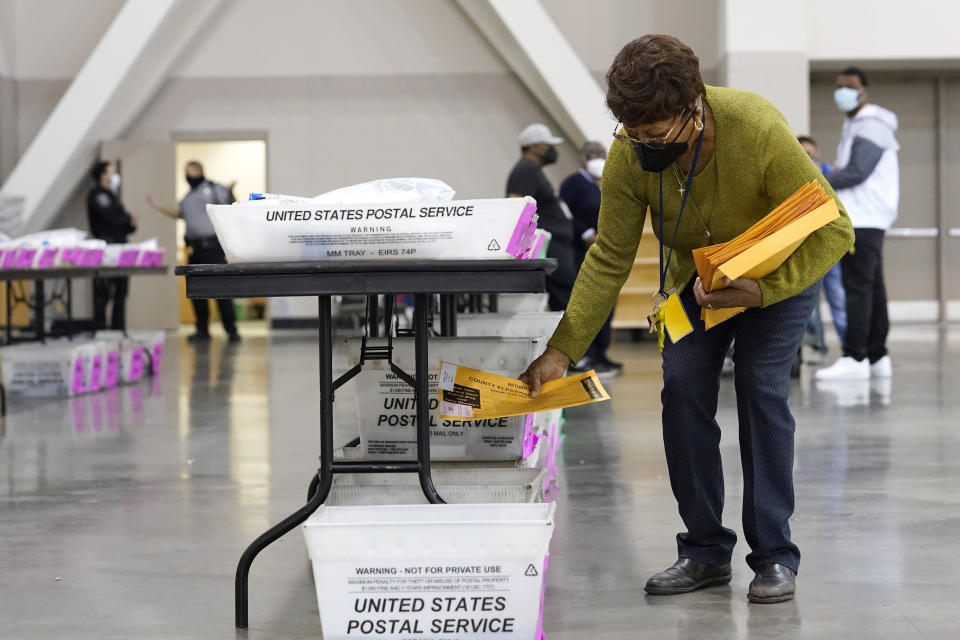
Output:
[717,0,810,135]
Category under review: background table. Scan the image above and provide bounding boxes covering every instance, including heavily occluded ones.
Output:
[0,266,168,343]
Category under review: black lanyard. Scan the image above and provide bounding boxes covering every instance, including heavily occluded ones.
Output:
[657,124,705,296]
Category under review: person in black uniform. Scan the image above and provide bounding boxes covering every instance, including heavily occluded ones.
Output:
[148,161,240,343]
[87,160,136,330]
[559,142,621,376]
[506,123,577,312]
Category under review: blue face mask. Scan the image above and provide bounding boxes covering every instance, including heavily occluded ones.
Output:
[834,87,860,113]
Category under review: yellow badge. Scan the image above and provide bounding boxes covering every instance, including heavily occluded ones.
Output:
[663,292,694,344]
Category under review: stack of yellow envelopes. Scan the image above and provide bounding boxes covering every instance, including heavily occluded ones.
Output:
[692,182,839,329]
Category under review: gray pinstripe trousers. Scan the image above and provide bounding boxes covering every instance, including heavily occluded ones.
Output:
[660,279,820,573]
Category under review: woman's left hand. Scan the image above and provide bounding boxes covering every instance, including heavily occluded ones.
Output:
[693,276,763,309]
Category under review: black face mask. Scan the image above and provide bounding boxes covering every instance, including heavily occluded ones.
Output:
[633,109,696,173]
[186,175,205,189]
[541,146,558,166]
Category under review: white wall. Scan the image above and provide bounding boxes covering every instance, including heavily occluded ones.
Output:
[0,0,15,77]
[171,0,504,78]
[546,0,719,74]
[807,0,960,63]
[7,0,125,79]
[8,1,960,82]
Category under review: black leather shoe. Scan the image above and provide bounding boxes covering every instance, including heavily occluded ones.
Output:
[748,563,796,603]
[644,558,732,595]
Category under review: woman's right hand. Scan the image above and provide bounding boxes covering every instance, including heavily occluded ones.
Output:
[519,346,571,397]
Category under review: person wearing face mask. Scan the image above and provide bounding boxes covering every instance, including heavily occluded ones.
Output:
[559,142,620,376]
[797,136,846,357]
[87,160,137,330]
[519,34,854,604]
[147,161,240,343]
[815,67,899,381]
[506,123,577,312]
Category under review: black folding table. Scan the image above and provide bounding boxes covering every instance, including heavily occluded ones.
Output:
[0,266,168,344]
[175,259,557,629]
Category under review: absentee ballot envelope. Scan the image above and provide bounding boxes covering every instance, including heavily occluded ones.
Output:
[692,182,840,329]
[437,362,610,421]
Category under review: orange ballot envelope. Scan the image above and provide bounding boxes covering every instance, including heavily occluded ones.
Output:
[692,182,839,329]
[437,362,610,421]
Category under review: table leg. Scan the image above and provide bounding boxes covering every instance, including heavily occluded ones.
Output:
[66,279,74,340]
[5,281,11,344]
[383,295,394,336]
[368,295,380,337]
[34,279,45,344]
[439,294,457,337]
[234,295,335,629]
[413,294,445,504]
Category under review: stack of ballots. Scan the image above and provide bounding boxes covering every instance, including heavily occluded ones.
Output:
[206,177,541,263]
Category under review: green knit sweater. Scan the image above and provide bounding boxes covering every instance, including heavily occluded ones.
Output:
[549,85,855,362]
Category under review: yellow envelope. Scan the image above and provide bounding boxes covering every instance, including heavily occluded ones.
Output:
[437,362,610,421]
[697,187,840,330]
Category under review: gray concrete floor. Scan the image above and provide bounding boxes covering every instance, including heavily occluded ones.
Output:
[1,325,958,639]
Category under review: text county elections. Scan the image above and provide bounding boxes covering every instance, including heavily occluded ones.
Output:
[264,205,475,222]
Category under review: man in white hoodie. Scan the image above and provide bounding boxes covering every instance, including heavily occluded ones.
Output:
[816,66,899,381]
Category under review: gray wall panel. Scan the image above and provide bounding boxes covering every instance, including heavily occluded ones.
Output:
[125,73,586,201]
[811,74,939,302]
[943,79,960,300]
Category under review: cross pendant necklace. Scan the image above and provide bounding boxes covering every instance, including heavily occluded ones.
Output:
[673,165,711,240]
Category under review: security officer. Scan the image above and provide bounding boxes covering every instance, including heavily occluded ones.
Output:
[87,160,136,330]
[148,161,240,343]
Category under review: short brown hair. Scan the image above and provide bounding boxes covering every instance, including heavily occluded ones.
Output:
[606,34,705,126]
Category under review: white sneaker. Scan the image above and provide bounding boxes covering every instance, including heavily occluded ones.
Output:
[870,355,892,378]
[814,356,870,380]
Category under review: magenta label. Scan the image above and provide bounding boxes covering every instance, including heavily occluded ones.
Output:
[89,355,102,392]
[37,248,58,268]
[128,348,145,381]
[520,221,538,258]
[529,234,546,260]
[138,250,163,267]
[2,251,15,268]
[522,431,541,460]
[71,357,87,394]
[522,415,540,459]
[62,248,82,264]
[15,248,36,268]
[82,248,104,266]
[506,202,538,257]
[104,351,120,388]
[151,343,164,375]
[117,249,139,267]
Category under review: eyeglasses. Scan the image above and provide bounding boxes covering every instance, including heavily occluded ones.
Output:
[612,103,697,149]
